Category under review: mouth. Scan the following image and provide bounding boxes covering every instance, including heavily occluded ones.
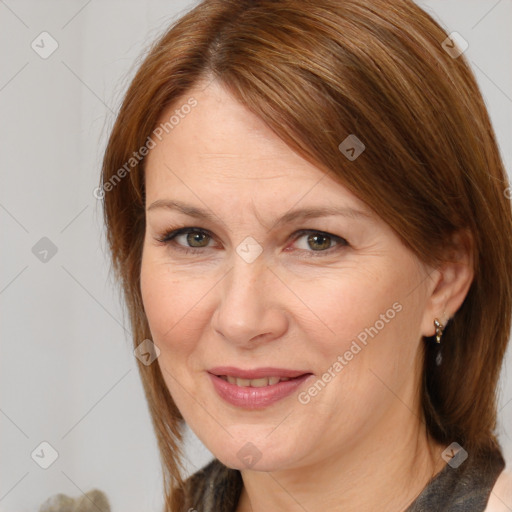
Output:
[207,366,313,408]
[208,370,313,409]
[216,375,300,387]
[208,366,312,382]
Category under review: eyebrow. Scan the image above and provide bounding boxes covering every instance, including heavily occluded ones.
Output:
[146,199,372,227]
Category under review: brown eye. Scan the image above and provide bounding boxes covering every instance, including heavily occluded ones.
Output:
[155,227,215,253]
[185,231,211,247]
[306,233,333,251]
[292,230,348,256]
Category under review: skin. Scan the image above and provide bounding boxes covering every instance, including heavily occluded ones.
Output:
[140,79,475,512]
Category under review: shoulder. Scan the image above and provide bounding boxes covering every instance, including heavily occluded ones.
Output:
[484,468,512,512]
[183,458,243,511]
[184,458,222,490]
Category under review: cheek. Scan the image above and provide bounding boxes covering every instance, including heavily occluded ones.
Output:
[290,263,424,404]
[140,254,187,345]
[140,256,204,404]
[140,250,217,360]
[140,261,172,338]
[284,267,404,356]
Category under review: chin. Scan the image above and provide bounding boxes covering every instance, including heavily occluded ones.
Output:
[210,436,301,472]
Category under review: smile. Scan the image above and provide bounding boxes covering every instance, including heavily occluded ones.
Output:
[218,375,291,387]
[208,372,313,409]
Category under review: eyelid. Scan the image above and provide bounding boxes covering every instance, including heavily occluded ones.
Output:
[155,227,215,245]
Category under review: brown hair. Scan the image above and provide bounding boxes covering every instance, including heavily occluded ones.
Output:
[100,0,512,509]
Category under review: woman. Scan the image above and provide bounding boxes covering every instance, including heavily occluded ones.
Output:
[100,0,512,510]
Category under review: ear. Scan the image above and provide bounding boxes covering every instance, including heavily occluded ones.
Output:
[420,229,474,337]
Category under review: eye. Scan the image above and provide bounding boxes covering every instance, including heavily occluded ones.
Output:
[155,227,214,254]
[289,229,349,257]
[154,227,349,257]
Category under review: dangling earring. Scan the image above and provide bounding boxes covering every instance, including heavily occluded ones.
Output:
[433,318,445,344]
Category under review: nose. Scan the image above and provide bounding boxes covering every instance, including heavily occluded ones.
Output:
[211,256,289,348]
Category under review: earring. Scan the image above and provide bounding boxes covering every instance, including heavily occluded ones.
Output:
[433,318,445,344]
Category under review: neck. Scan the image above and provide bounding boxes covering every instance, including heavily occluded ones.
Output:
[236,404,446,512]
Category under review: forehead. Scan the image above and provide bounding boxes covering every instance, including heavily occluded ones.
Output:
[144,82,369,215]
[147,82,314,178]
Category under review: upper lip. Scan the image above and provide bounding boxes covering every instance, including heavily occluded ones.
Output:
[208,366,312,379]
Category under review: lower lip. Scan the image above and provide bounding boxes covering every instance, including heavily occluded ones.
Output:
[208,372,313,409]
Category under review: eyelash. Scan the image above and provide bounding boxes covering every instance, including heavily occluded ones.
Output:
[154,227,349,258]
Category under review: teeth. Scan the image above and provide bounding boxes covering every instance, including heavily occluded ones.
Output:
[222,375,292,387]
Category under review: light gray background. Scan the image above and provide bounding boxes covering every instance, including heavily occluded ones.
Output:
[1,1,511,511]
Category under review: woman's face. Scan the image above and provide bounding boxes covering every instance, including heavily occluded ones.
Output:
[141,80,438,471]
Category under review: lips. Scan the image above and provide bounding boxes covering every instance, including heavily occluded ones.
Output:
[208,371,314,409]
[208,366,310,380]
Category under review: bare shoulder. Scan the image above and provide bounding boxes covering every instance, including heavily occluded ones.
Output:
[485,469,512,512]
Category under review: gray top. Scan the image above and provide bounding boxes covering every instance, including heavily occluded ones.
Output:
[184,445,505,512]
[406,445,505,511]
